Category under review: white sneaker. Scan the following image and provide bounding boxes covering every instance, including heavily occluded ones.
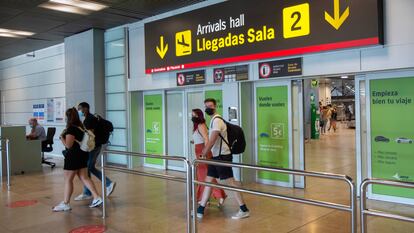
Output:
[231,210,250,220]
[74,193,92,201]
[89,197,103,208]
[196,212,204,219]
[106,182,116,197]
[52,202,71,212]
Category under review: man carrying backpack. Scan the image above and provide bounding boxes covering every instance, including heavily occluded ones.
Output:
[196,98,250,220]
[74,102,116,201]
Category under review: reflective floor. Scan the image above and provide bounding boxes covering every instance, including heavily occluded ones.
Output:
[0,124,413,233]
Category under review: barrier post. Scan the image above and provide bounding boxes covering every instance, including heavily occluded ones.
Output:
[101,150,107,219]
[100,150,191,233]
[350,179,357,233]
[360,181,368,233]
[184,160,192,233]
[6,139,10,190]
[191,159,356,233]
[360,179,414,233]
[191,164,198,233]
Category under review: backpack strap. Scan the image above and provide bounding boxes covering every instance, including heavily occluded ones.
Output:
[211,116,231,149]
[74,126,86,145]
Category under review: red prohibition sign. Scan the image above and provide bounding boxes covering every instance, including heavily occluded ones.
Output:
[69,225,106,233]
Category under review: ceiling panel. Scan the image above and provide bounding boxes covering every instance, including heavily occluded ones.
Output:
[0,13,66,32]
[0,0,204,61]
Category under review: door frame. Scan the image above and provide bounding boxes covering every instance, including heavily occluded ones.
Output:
[184,88,205,163]
[166,90,187,171]
[254,80,294,187]
[292,79,306,188]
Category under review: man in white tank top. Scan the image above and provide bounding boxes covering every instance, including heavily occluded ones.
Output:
[196,98,250,220]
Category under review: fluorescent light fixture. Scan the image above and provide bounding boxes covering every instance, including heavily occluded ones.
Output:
[0,33,19,38]
[50,0,108,11]
[0,28,35,38]
[39,2,89,15]
[341,75,349,79]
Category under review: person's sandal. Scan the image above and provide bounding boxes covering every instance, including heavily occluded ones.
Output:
[217,198,225,208]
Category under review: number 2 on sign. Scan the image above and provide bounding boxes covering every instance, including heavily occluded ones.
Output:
[283,3,310,38]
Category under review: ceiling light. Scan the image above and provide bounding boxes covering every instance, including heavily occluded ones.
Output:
[50,0,108,11]
[341,76,349,79]
[0,33,19,38]
[0,28,35,38]
[39,2,89,14]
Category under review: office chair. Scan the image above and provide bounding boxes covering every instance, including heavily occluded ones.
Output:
[42,127,56,168]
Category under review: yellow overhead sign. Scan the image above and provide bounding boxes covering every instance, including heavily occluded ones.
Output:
[283,3,310,39]
[156,36,168,59]
[144,0,383,74]
[325,0,350,30]
[175,30,192,56]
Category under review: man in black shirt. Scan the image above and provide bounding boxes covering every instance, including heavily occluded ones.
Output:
[74,102,116,201]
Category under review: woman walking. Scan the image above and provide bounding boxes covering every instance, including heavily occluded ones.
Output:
[53,107,103,212]
[329,105,338,132]
[191,109,226,206]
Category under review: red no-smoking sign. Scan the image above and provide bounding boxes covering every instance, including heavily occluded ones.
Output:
[6,200,38,208]
[69,225,106,233]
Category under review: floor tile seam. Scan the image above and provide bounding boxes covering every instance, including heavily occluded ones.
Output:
[285,209,337,233]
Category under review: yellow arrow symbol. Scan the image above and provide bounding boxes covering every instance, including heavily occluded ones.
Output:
[156,36,168,59]
[324,0,350,30]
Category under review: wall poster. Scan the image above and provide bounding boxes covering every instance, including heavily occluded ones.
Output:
[54,98,65,123]
[256,85,290,184]
[32,104,45,124]
[144,94,165,166]
[370,77,414,199]
[47,99,54,123]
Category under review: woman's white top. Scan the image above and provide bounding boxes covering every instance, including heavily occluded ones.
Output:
[193,128,204,144]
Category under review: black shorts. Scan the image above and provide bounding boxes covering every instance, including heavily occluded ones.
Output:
[207,154,234,180]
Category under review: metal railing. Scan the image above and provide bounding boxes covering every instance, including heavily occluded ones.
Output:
[0,138,11,190]
[191,159,357,233]
[360,178,414,233]
[100,150,192,233]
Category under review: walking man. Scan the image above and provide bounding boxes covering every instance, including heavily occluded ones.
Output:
[196,98,250,219]
[74,102,116,201]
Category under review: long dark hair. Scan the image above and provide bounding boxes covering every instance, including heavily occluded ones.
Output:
[192,108,206,132]
[66,107,83,128]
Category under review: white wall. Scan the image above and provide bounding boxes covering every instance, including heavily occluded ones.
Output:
[65,29,106,115]
[0,44,66,156]
[319,82,332,106]
[128,0,414,91]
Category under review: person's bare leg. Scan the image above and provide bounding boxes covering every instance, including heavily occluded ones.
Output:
[64,171,76,204]
[199,176,214,207]
[222,177,250,219]
[77,168,100,199]
[223,177,245,206]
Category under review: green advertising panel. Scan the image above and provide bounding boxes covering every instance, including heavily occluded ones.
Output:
[205,90,223,127]
[256,85,290,182]
[144,94,164,166]
[311,103,320,139]
[370,77,414,198]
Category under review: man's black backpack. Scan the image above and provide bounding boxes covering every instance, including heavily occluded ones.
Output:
[214,116,246,154]
[94,115,114,145]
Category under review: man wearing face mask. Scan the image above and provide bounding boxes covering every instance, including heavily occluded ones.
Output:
[73,102,116,201]
[26,118,46,141]
[196,98,250,220]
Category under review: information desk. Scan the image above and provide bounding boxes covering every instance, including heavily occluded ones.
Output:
[0,125,42,175]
